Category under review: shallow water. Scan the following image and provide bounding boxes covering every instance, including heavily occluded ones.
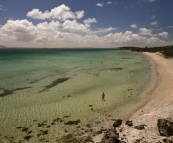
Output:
[0,48,152,142]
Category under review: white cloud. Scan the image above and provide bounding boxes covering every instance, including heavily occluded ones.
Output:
[83,18,97,28]
[89,27,116,35]
[125,31,133,35]
[1,19,36,33]
[0,19,171,48]
[35,21,63,43]
[8,17,13,20]
[148,0,156,2]
[27,9,50,20]
[150,21,158,26]
[107,1,112,4]
[101,31,166,47]
[62,20,89,33]
[168,26,173,28]
[131,24,138,28]
[0,21,169,48]
[139,28,169,39]
[1,19,37,42]
[51,5,76,21]
[37,21,61,31]
[150,15,155,20]
[139,28,153,36]
[158,32,169,39]
[75,10,84,19]
[96,3,104,7]
[27,4,84,21]
[0,5,6,10]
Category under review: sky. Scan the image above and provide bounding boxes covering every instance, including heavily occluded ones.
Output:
[0,0,173,48]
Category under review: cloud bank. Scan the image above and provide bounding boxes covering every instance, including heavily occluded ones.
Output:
[27,4,84,21]
[0,4,172,48]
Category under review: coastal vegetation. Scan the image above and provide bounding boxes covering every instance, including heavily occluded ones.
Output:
[118,46,173,58]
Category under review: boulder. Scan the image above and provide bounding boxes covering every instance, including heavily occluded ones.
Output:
[113,119,122,128]
[134,124,146,130]
[57,134,81,143]
[158,119,173,137]
[125,120,133,127]
[100,129,120,143]
[162,138,173,143]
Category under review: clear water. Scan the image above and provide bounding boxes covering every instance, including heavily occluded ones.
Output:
[0,48,153,142]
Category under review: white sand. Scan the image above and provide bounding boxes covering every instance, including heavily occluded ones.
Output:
[117,52,173,142]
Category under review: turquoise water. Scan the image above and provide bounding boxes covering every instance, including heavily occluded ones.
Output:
[0,48,152,142]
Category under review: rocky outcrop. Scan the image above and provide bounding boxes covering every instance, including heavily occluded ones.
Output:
[158,119,173,137]
[10,117,173,143]
[125,120,133,127]
[99,129,120,143]
[162,137,173,143]
[113,119,122,128]
[134,124,146,130]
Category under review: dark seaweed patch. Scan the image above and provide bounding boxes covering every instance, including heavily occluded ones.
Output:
[63,115,71,118]
[38,120,47,127]
[40,78,70,92]
[15,87,31,91]
[135,62,141,64]
[122,57,133,59]
[62,95,71,98]
[93,73,99,76]
[22,127,29,132]
[0,90,13,97]
[24,135,33,141]
[29,79,40,84]
[107,68,124,71]
[101,68,124,72]
[53,117,62,122]
[16,127,29,133]
[29,76,49,84]
[64,120,81,125]
[37,130,48,137]
[0,87,31,97]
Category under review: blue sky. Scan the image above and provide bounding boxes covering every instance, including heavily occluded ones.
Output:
[0,0,173,48]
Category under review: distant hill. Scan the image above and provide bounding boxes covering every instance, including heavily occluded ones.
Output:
[0,45,7,48]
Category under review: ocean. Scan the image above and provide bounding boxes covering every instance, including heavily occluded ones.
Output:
[0,48,155,142]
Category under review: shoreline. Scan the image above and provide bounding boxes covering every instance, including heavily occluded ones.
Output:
[132,52,173,116]
[123,51,159,121]
[126,52,159,120]
[115,52,173,142]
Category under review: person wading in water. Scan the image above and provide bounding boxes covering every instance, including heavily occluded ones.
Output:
[102,92,105,101]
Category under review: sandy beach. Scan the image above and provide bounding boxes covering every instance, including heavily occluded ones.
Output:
[115,52,173,143]
[134,52,173,114]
